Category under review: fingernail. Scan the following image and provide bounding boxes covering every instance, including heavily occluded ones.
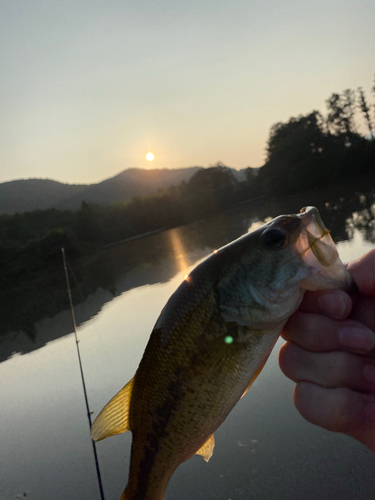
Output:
[338,326,375,351]
[318,293,346,318]
[363,364,375,384]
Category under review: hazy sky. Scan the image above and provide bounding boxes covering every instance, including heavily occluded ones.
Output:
[1,0,374,184]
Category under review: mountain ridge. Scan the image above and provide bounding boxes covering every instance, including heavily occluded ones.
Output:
[0,167,205,214]
[0,166,253,215]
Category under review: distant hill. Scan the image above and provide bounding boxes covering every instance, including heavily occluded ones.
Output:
[0,179,88,214]
[0,167,204,214]
[58,167,204,210]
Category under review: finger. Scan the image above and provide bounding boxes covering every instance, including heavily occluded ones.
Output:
[279,342,375,392]
[350,295,375,333]
[347,249,375,296]
[293,382,375,439]
[282,311,375,354]
[299,290,352,319]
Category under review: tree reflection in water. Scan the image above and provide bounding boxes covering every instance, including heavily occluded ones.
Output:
[1,181,374,363]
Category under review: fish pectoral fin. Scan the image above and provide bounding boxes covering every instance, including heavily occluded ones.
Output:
[195,434,215,462]
[91,377,135,442]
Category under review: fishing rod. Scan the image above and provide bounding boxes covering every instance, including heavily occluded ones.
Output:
[61,248,106,500]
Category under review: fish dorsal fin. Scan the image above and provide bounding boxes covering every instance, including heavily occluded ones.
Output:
[195,434,215,462]
[91,377,134,442]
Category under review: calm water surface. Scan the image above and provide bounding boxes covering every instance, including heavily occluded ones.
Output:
[1,191,375,500]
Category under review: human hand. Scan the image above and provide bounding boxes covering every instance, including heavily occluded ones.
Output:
[279,249,375,452]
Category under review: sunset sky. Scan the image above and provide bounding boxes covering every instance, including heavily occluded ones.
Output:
[1,0,374,185]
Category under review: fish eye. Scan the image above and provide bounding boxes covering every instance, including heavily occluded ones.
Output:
[260,228,287,249]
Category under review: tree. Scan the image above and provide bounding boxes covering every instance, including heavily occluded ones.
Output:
[75,201,103,243]
[261,111,332,194]
[185,165,239,215]
[326,90,357,136]
[372,73,375,127]
[358,87,374,139]
[266,111,326,164]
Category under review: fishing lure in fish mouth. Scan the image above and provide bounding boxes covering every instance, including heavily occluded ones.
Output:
[91,206,353,500]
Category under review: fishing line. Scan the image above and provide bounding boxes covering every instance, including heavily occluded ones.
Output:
[61,248,106,500]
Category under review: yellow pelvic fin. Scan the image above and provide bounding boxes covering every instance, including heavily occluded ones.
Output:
[241,357,268,398]
[119,489,129,500]
[195,434,215,462]
[91,377,134,442]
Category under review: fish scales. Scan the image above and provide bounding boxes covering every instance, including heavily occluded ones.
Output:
[127,258,261,499]
[91,207,353,500]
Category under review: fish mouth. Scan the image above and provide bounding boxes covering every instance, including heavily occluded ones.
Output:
[298,206,338,267]
[295,206,354,292]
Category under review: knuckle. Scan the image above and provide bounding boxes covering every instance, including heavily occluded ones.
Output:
[278,342,296,378]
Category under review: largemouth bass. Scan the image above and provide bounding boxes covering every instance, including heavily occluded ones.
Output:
[91,206,353,500]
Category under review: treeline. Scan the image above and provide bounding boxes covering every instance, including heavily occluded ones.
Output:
[260,83,375,194]
[1,79,375,292]
[0,165,253,263]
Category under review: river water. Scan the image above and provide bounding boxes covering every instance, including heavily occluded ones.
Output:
[1,186,375,500]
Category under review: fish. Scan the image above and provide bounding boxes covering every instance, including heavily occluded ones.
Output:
[91,206,353,500]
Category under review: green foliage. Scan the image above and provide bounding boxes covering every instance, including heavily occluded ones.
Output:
[262,83,375,195]
[326,90,358,136]
[266,111,326,163]
[182,165,239,218]
[358,87,374,139]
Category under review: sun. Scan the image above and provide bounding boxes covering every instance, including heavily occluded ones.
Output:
[146,152,155,162]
